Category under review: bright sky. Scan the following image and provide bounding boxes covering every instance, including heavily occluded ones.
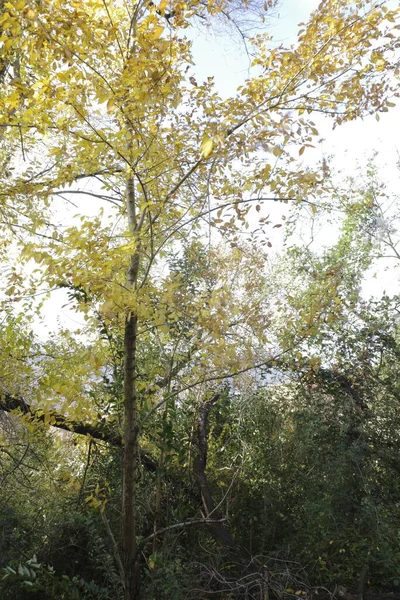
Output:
[191,0,399,174]
[190,0,400,298]
[190,0,319,95]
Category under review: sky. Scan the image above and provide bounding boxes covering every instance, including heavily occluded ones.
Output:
[190,0,399,175]
[189,0,400,298]
[190,0,319,95]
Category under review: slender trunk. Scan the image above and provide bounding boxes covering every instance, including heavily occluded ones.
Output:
[122,172,141,600]
[123,310,140,600]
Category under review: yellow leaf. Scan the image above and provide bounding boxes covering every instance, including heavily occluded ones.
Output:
[272,146,282,157]
[149,26,164,40]
[200,135,214,158]
[56,72,69,83]
[106,96,116,112]
[4,38,14,51]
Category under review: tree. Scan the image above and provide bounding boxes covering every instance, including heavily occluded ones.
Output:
[0,1,399,598]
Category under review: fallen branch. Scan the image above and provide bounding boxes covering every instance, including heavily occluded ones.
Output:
[0,393,157,472]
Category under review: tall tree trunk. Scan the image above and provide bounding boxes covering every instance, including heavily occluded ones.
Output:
[123,311,140,600]
[122,173,141,600]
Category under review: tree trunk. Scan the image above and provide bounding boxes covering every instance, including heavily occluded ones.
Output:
[122,171,141,600]
[122,311,140,600]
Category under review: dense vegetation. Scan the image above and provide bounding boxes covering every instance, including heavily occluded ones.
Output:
[1,0,400,598]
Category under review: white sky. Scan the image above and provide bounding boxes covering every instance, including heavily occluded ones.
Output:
[190,0,320,95]
[191,0,399,171]
[190,0,400,298]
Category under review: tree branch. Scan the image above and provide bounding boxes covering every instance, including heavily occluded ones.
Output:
[134,517,227,559]
[0,393,157,473]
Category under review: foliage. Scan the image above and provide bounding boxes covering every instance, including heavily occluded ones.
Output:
[0,0,400,598]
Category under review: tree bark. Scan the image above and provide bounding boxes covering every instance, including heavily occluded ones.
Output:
[122,169,141,599]
[122,311,140,600]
